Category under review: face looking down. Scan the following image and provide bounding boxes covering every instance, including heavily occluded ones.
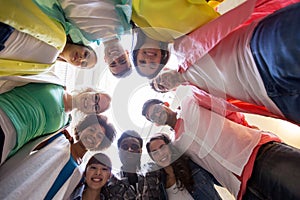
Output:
[104,42,131,76]
[148,138,172,168]
[61,43,97,69]
[146,104,169,125]
[119,137,142,167]
[79,123,106,150]
[136,48,162,77]
[152,70,183,92]
[85,163,111,190]
[74,92,111,114]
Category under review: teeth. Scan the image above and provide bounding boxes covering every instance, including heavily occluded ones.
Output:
[160,156,167,162]
[92,178,102,182]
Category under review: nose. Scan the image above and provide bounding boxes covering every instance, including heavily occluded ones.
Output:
[95,168,102,175]
[127,146,135,152]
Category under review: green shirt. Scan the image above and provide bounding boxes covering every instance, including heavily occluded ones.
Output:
[0,83,67,157]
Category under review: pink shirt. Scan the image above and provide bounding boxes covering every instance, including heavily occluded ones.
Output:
[174,96,281,198]
[172,0,300,124]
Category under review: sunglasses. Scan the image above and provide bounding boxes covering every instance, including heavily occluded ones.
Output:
[94,94,101,113]
[120,143,141,151]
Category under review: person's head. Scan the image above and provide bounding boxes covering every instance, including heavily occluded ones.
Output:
[142,99,176,126]
[84,153,112,191]
[132,28,170,79]
[72,88,111,114]
[59,43,97,69]
[117,130,143,171]
[74,114,116,151]
[146,133,173,168]
[104,39,132,78]
[150,69,183,93]
[146,133,193,190]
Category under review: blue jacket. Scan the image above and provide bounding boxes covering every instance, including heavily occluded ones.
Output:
[146,160,222,200]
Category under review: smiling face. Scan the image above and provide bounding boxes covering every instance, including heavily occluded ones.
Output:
[146,104,169,125]
[136,48,162,77]
[60,43,97,69]
[152,70,183,92]
[104,42,131,76]
[74,92,111,114]
[85,163,111,190]
[79,123,106,150]
[149,139,172,168]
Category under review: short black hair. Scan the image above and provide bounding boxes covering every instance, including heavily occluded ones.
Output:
[117,130,143,148]
[112,65,133,78]
[132,28,170,79]
[149,80,167,93]
[142,99,164,119]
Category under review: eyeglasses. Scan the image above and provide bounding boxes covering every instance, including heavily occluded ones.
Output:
[120,143,141,151]
[94,94,101,113]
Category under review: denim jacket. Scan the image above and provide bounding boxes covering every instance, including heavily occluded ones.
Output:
[146,160,222,200]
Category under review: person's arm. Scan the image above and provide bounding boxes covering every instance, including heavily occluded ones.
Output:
[174,0,257,71]
[192,87,253,127]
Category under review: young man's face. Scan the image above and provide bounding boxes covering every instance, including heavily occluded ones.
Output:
[104,43,131,76]
[146,104,169,125]
[152,70,181,92]
[118,137,142,170]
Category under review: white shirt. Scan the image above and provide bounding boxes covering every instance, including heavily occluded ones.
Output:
[0,29,59,64]
[166,183,194,200]
[59,0,130,42]
[174,96,262,198]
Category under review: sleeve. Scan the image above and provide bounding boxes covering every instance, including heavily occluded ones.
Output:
[192,87,252,127]
[0,71,65,94]
[174,0,257,71]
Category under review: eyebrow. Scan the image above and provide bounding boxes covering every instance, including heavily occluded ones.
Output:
[151,143,165,152]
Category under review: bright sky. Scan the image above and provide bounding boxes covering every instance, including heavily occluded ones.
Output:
[53,33,191,171]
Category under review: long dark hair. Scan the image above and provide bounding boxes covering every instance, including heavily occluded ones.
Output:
[146,133,194,191]
[132,27,170,79]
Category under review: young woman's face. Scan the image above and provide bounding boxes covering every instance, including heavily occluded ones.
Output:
[85,163,111,190]
[149,139,172,167]
[146,104,169,125]
[136,48,162,78]
[79,123,106,150]
[62,43,97,69]
[74,92,111,114]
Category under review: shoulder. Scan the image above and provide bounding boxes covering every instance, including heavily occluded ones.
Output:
[103,175,136,200]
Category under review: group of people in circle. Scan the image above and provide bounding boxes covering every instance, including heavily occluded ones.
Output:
[1,0,300,199]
